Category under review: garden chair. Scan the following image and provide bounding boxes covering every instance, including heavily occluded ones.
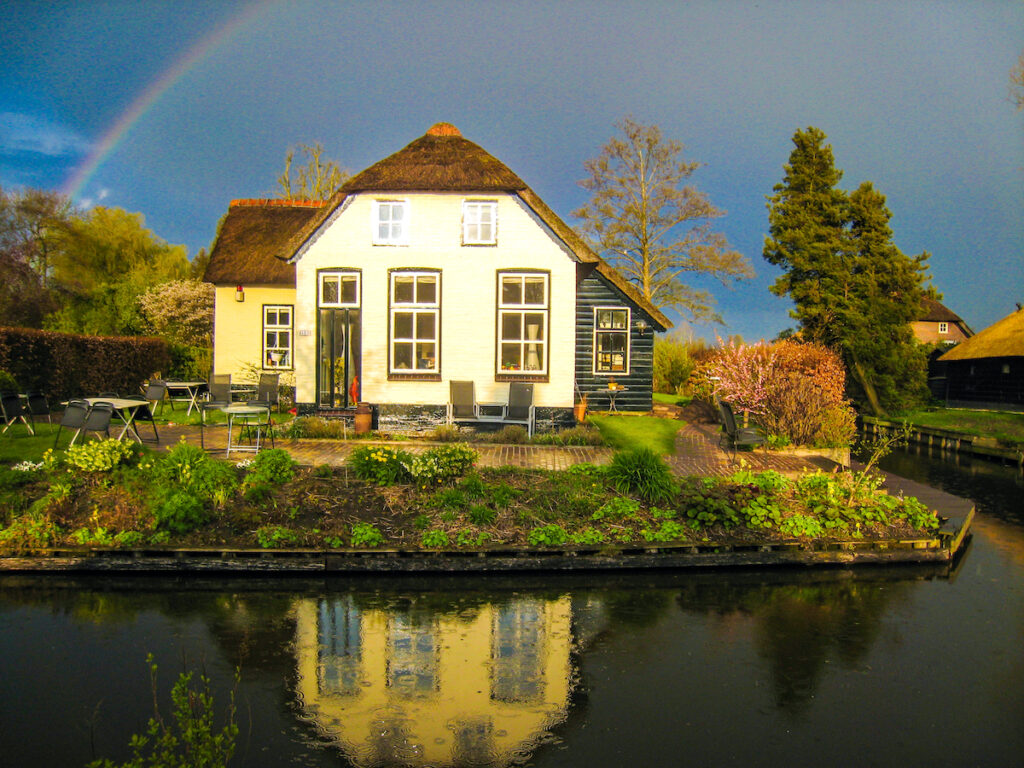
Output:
[199,374,232,449]
[504,382,536,437]
[80,401,115,443]
[253,373,280,411]
[54,400,91,448]
[447,380,479,426]
[131,401,160,443]
[237,404,275,451]
[144,381,169,416]
[25,390,52,432]
[1,391,34,435]
[717,400,764,459]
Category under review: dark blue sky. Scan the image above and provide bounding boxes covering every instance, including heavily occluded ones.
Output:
[2,0,1021,341]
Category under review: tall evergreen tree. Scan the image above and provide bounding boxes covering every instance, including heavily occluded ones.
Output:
[764,127,929,416]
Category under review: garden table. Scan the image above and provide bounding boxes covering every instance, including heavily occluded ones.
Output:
[71,397,150,443]
[221,403,268,455]
[163,380,208,416]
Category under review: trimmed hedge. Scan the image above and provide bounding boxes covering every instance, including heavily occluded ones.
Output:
[0,327,170,400]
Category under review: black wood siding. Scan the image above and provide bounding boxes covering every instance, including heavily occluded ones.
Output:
[575,272,655,411]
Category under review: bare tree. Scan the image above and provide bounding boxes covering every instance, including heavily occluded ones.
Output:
[573,118,753,323]
[277,142,349,201]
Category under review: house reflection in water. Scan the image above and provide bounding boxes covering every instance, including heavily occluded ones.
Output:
[293,594,572,767]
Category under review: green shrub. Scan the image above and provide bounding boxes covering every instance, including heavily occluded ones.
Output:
[65,439,136,473]
[255,525,299,548]
[153,441,238,503]
[0,369,18,391]
[406,444,477,488]
[152,492,208,534]
[605,448,677,503]
[431,488,467,510]
[0,513,62,550]
[313,464,333,478]
[242,480,273,505]
[653,335,697,394]
[247,448,297,485]
[421,529,450,548]
[113,530,146,547]
[531,426,605,446]
[488,482,516,508]
[528,524,568,547]
[348,445,413,485]
[283,416,349,440]
[429,424,463,442]
[489,425,529,444]
[467,504,496,526]
[350,522,385,547]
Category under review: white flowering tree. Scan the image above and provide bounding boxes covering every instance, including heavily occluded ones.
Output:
[139,279,214,347]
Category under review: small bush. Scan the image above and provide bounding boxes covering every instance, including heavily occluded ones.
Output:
[605,448,677,503]
[152,492,207,534]
[242,480,273,505]
[406,444,477,488]
[0,513,62,550]
[350,522,385,547]
[348,445,413,485]
[153,441,238,503]
[467,504,496,526]
[421,529,450,548]
[531,426,604,446]
[255,525,298,548]
[431,488,467,509]
[528,524,568,547]
[65,440,136,473]
[283,416,349,440]
[0,369,18,391]
[247,448,297,485]
[429,424,463,442]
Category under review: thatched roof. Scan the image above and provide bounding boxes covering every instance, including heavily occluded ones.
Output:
[283,123,672,330]
[203,200,323,285]
[940,306,1024,361]
[919,296,967,325]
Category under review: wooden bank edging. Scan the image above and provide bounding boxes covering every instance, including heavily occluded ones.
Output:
[861,416,1024,465]
[0,508,973,574]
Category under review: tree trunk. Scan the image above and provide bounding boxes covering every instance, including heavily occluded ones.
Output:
[851,357,885,417]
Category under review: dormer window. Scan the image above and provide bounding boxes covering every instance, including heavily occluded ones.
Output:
[463,200,497,245]
[374,200,408,245]
[938,322,948,334]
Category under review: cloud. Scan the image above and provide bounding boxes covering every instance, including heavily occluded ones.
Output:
[0,112,92,158]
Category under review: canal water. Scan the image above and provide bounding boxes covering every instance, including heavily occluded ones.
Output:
[1,447,1022,768]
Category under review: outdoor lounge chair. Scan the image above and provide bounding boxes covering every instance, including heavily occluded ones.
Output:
[200,374,232,449]
[54,400,90,448]
[1,391,33,435]
[504,382,536,437]
[25,390,52,432]
[447,380,479,425]
[717,400,764,457]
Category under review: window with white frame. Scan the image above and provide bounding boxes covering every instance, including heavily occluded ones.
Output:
[390,271,439,373]
[373,200,408,245]
[938,322,948,334]
[594,307,629,374]
[263,305,293,369]
[319,271,360,307]
[498,272,548,374]
[463,200,497,245]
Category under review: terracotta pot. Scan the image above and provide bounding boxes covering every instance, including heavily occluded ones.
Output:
[573,401,588,423]
[354,402,372,434]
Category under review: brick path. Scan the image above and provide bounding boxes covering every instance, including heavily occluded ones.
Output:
[157,416,831,477]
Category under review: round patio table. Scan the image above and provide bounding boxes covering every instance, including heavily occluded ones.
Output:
[221,404,268,455]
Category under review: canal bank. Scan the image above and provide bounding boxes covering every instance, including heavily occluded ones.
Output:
[861,415,1024,466]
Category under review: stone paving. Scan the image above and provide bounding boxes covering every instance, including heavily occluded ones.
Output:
[157,416,830,477]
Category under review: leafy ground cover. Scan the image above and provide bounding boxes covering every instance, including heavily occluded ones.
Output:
[895,408,1024,447]
[587,414,683,454]
[0,439,940,554]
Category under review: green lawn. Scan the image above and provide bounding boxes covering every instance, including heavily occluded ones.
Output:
[652,393,692,407]
[0,424,77,463]
[587,414,684,454]
[897,408,1024,446]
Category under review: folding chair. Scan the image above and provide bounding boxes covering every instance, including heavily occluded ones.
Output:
[80,401,115,443]
[505,382,536,437]
[25,390,52,432]
[1,391,33,435]
[54,400,90,448]
[238,404,275,451]
[447,380,479,425]
[132,402,160,443]
[200,374,232,449]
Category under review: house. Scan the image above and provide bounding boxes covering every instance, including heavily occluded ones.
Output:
[204,123,671,430]
[912,297,973,345]
[937,305,1024,411]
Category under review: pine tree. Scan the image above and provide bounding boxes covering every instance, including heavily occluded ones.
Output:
[764,127,929,416]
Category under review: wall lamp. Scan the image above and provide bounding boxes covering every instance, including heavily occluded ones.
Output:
[235,285,245,302]
[635,318,648,336]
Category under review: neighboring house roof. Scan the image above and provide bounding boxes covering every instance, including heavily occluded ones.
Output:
[919,296,971,330]
[940,306,1024,361]
[281,123,672,331]
[203,199,324,286]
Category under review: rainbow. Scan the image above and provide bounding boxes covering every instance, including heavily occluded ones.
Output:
[62,1,272,201]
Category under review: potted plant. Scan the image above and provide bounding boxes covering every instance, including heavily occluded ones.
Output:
[574,392,588,423]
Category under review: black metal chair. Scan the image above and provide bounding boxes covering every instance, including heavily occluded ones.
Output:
[145,381,169,416]
[254,373,280,411]
[1,391,33,435]
[238,404,275,451]
[80,401,115,443]
[131,401,160,443]
[199,374,232,449]
[717,400,765,459]
[24,390,52,432]
[54,400,90,448]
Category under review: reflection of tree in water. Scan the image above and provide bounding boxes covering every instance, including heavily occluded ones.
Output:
[675,577,909,712]
[600,589,674,629]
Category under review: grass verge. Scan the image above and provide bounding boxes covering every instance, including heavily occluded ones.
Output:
[588,414,683,454]
[895,408,1024,446]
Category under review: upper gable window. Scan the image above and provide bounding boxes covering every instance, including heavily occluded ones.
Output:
[463,201,497,245]
[373,200,408,245]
